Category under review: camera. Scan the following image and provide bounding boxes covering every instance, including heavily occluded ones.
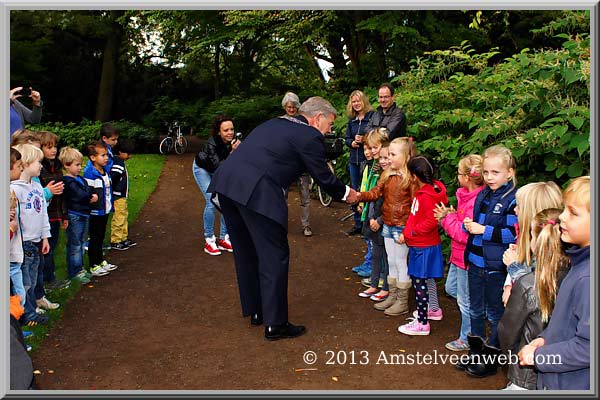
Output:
[235,132,243,141]
[19,87,32,97]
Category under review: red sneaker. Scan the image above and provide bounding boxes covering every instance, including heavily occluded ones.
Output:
[204,237,221,256]
[217,235,233,252]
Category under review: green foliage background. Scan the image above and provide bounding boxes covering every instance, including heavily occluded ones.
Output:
[22,10,590,193]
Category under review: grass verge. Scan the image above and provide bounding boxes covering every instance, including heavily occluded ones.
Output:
[24,154,165,351]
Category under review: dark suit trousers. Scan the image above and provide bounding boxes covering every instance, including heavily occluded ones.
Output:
[219,194,290,326]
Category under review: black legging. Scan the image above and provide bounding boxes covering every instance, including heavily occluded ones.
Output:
[413,277,429,324]
[88,215,109,268]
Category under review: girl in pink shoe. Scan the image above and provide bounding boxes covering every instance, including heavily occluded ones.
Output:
[398,156,448,336]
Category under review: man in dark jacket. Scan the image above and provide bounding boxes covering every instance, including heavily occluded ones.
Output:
[208,96,358,340]
[365,83,407,141]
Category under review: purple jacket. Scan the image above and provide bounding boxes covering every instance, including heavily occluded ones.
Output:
[440,186,483,269]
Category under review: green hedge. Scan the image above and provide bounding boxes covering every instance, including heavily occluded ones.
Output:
[31,119,161,154]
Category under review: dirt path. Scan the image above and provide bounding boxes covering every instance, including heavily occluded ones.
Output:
[32,138,508,390]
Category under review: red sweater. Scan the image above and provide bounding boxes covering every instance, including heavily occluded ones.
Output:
[404,180,448,247]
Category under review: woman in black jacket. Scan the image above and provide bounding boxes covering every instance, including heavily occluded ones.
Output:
[193,114,240,256]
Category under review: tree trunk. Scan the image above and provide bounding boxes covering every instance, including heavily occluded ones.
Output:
[95,11,124,122]
[214,44,221,98]
[304,45,327,84]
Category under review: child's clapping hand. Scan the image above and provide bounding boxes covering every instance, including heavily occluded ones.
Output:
[463,217,485,234]
[46,180,64,195]
[434,202,454,221]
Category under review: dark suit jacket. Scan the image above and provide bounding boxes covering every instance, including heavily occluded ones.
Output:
[208,116,346,229]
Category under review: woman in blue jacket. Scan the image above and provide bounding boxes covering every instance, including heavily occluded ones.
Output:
[344,90,373,236]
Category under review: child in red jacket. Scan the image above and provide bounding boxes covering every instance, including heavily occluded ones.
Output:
[398,156,448,336]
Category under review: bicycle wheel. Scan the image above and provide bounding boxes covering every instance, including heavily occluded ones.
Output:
[159,137,174,154]
[317,161,335,207]
[174,136,188,154]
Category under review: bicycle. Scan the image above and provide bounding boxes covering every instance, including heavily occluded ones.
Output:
[312,159,337,206]
[159,123,188,155]
[309,134,345,207]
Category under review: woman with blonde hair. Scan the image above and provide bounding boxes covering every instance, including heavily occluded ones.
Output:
[344,90,374,237]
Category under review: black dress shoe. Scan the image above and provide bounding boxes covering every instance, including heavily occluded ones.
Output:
[345,226,362,236]
[264,322,306,341]
[250,313,263,326]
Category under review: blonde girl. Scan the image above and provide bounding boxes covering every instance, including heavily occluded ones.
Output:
[501,182,563,305]
[498,208,568,390]
[434,154,484,351]
[356,137,416,315]
[355,128,389,293]
[358,140,391,301]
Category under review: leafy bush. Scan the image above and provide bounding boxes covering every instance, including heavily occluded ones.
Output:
[391,31,589,198]
[144,94,283,139]
[31,119,160,153]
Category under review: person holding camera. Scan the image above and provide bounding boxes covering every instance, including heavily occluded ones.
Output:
[193,114,240,256]
[10,87,43,136]
[344,89,374,236]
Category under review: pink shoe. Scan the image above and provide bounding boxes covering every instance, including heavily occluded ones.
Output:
[370,291,389,302]
[412,308,443,321]
[358,289,378,298]
[398,318,430,336]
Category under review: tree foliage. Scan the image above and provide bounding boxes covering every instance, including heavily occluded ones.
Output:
[12,10,590,191]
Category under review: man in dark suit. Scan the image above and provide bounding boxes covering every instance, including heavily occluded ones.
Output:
[208,96,358,340]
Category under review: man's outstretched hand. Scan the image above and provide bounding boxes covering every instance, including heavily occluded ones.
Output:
[346,188,359,204]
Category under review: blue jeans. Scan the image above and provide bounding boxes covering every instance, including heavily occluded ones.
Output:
[21,241,41,321]
[455,265,471,342]
[43,220,61,283]
[192,163,227,239]
[348,163,362,229]
[468,266,506,348]
[445,263,458,299]
[10,262,26,306]
[66,213,89,278]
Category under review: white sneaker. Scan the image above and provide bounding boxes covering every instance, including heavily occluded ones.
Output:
[36,296,60,310]
[90,264,110,276]
[35,307,46,314]
[101,260,118,271]
[204,236,221,256]
[217,234,233,252]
